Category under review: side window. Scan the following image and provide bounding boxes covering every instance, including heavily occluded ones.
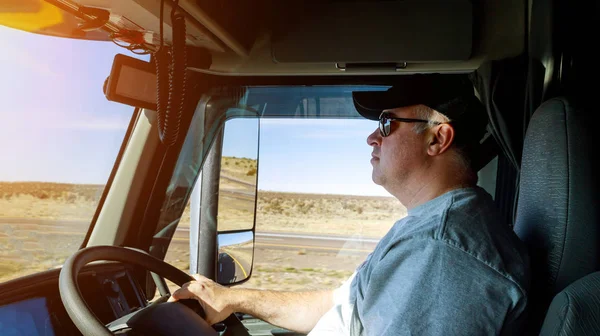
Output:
[0,26,144,283]
[237,118,408,291]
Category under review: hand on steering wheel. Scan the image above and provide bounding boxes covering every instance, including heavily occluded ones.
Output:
[168,274,234,325]
[58,245,248,336]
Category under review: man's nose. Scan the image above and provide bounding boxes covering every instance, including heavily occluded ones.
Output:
[367,127,381,147]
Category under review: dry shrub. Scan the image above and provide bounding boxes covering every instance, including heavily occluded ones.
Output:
[0,182,103,201]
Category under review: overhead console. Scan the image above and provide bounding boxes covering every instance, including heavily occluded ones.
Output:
[186,0,526,75]
[271,1,472,65]
[49,0,525,75]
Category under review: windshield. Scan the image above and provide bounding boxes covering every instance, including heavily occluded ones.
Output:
[152,86,392,267]
[0,26,147,282]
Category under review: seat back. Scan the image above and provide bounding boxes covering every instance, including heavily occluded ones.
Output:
[514,97,600,333]
[539,271,600,335]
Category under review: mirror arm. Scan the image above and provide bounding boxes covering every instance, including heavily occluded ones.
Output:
[151,272,170,297]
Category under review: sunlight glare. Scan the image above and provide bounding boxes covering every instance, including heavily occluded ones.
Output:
[0,1,63,32]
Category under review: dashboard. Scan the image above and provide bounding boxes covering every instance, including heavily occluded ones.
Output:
[0,263,304,336]
[0,297,55,335]
[0,263,149,335]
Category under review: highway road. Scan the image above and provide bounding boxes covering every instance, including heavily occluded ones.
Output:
[174,227,379,254]
[0,218,379,255]
[1,218,379,282]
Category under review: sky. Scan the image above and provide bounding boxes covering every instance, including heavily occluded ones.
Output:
[221,117,387,196]
[0,25,390,197]
[0,25,145,184]
[259,119,385,196]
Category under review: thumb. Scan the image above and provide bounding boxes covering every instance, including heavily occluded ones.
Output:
[167,287,192,302]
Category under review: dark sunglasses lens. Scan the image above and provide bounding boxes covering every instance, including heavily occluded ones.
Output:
[379,115,390,137]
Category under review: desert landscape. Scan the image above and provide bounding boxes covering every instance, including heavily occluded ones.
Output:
[0,157,407,293]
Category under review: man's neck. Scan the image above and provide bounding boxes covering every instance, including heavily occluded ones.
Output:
[391,166,476,210]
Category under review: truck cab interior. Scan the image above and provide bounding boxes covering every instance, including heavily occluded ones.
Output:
[0,0,599,335]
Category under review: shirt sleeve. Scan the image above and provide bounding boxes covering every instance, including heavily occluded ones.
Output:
[308,272,357,336]
[333,271,356,305]
[356,238,522,336]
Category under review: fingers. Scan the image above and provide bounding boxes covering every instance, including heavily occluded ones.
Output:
[167,289,182,302]
[167,274,205,302]
[164,275,232,325]
[168,284,193,302]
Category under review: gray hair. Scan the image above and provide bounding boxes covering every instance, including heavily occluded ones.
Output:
[411,105,473,174]
[412,105,451,134]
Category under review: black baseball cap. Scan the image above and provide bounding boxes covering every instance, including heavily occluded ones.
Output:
[352,73,488,147]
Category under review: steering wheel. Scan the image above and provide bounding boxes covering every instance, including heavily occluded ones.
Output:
[59,245,249,336]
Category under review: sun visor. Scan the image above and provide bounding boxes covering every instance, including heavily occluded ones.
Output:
[271,0,472,64]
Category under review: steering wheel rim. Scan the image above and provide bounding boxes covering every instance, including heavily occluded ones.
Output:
[59,245,209,336]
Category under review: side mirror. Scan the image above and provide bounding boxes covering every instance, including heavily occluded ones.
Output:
[189,116,259,286]
[215,118,259,285]
[216,231,254,284]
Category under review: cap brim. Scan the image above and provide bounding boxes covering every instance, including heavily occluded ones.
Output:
[352,74,477,120]
[353,90,418,120]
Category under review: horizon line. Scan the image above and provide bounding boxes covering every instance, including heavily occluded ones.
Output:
[0,180,392,198]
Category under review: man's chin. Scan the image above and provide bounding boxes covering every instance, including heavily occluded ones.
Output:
[371,172,383,186]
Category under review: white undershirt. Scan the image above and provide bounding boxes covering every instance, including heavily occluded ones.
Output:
[308,272,357,336]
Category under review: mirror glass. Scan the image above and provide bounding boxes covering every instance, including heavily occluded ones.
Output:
[217,118,259,232]
[216,231,254,284]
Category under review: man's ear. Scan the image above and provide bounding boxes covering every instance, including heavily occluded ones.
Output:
[427,124,455,156]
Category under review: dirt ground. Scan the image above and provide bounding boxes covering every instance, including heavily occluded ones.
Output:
[0,160,406,288]
[163,242,366,294]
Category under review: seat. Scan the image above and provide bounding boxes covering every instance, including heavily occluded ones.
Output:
[539,271,600,335]
[513,97,600,334]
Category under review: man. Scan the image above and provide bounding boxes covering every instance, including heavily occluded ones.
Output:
[169,74,531,335]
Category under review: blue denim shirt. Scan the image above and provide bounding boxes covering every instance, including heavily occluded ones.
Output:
[349,187,530,335]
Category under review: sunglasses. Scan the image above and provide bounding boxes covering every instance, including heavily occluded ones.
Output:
[378,112,441,137]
